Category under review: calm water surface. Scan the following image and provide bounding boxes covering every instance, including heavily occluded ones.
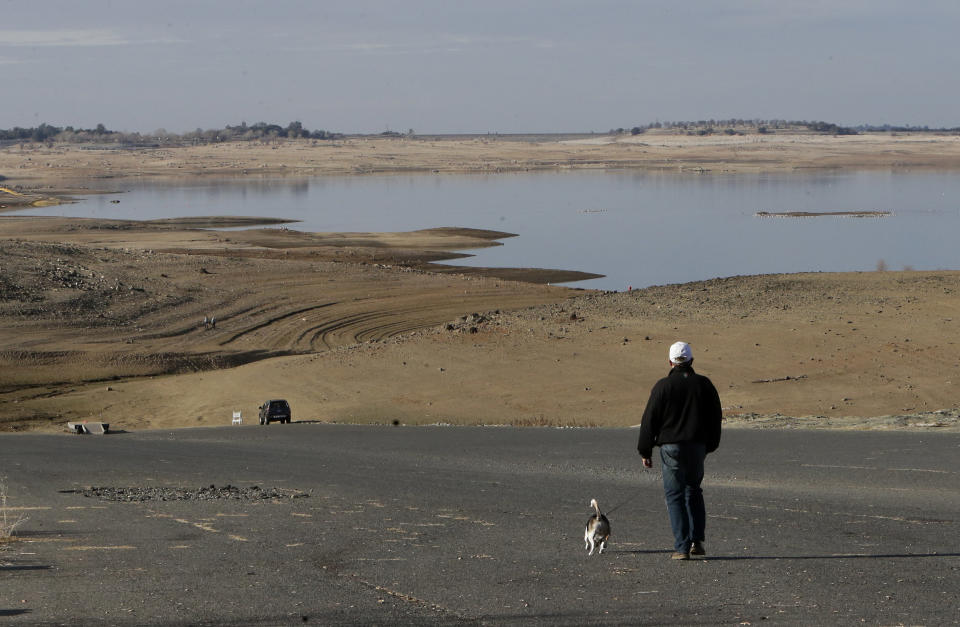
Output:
[16,171,960,290]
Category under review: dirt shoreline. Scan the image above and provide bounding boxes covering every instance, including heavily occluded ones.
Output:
[4,131,960,190]
[1,133,958,433]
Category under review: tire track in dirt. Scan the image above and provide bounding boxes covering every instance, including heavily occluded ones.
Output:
[305,307,431,349]
[138,304,267,341]
[218,303,338,347]
[209,288,516,353]
[295,287,524,350]
[221,304,440,351]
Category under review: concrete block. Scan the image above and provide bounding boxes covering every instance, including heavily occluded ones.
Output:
[66,422,110,435]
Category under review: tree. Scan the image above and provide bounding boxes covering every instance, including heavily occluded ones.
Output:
[285,121,307,138]
[31,123,60,142]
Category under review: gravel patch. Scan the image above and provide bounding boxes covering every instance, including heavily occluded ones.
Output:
[65,484,309,502]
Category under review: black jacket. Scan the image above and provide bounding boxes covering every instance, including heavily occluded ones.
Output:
[636,364,722,459]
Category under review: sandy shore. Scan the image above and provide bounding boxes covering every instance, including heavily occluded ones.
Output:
[1,132,959,432]
[4,131,960,190]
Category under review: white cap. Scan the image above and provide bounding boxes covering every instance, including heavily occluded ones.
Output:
[669,341,693,364]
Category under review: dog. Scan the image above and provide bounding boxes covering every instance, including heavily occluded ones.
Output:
[584,498,611,555]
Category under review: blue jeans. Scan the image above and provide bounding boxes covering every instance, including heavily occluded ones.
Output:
[660,442,706,553]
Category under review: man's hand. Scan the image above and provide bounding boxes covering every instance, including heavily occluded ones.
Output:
[641,457,652,469]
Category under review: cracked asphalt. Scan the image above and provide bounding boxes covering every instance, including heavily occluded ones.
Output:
[1,425,958,625]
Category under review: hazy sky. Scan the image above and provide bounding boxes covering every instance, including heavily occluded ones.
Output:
[3,0,958,134]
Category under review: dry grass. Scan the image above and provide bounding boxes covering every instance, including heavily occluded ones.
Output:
[507,415,599,428]
[0,477,28,543]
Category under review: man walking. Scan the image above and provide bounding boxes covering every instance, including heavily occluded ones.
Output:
[637,341,722,560]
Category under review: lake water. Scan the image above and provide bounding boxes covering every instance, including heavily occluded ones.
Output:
[14,170,960,290]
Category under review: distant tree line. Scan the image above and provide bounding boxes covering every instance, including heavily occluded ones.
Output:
[612,119,960,136]
[851,123,955,133]
[5,120,960,145]
[0,122,113,143]
[0,121,341,146]
[219,121,340,141]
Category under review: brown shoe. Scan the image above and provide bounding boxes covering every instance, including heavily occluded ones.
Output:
[671,551,690,560]
[690,541,706,556]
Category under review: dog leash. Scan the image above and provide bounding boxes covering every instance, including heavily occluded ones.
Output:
[600,468,660,516]
[602,489,644,516]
